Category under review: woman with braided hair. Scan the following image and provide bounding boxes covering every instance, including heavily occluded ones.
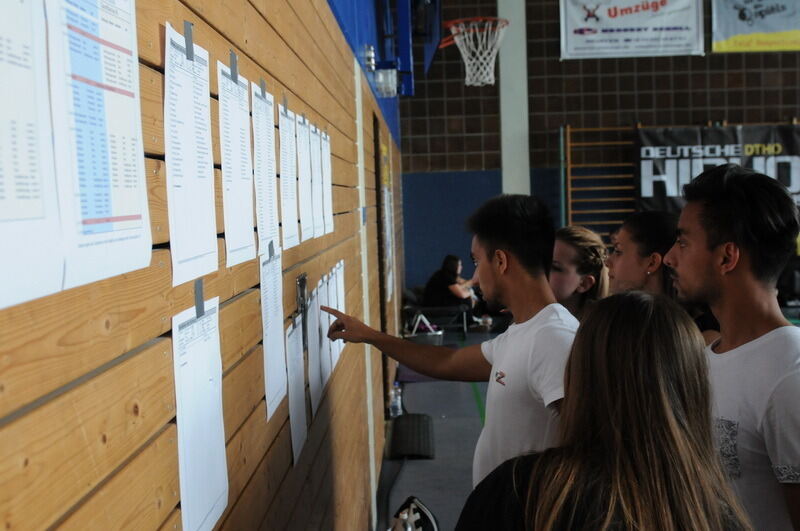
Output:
[548,226,609,320]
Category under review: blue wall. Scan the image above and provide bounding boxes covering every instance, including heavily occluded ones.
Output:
[402,170,502,288]
[531,167,563,226]
[326,0,401,141]
[402,169,564,289]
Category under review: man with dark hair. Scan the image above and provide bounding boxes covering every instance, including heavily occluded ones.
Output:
[323,194,578,486]
[664,164,800,530]
[465,194,555,277]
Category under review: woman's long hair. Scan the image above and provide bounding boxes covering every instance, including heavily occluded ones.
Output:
[621,211,677,297]
[440,254,461,282]
[524,292,750,531]
[555,226,609,317]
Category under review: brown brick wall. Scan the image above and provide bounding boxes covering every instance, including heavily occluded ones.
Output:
[527,0,800,166]
[401,0,800,171]
[400,0,501,172]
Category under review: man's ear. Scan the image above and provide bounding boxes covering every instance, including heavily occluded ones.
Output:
[647,252,664,275]
[576,274,596,294]
[719,242,740,275]
[494,249,509,274]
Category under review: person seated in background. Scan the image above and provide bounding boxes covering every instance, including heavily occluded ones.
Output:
[423,254,474,307]
[456,292,752,531]
[606,210,719,343]
[549,226,609,320]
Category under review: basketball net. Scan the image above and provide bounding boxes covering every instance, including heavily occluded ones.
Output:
[443,18,509,87]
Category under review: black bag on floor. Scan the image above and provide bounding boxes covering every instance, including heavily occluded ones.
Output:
[389,496,439,531]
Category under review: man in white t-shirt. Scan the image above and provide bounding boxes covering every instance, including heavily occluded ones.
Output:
[665,164,800,530]
[323,195,578,486]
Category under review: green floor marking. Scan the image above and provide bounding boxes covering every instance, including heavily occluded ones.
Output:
[457,336,486,424]
[470,382,486,425]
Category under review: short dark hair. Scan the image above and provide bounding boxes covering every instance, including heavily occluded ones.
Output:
[683,163,800,284]
[466,194,555,276]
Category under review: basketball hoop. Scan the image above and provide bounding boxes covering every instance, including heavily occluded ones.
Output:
[439,17,509,87]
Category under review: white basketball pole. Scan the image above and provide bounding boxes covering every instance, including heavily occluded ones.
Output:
[498,0,531,195]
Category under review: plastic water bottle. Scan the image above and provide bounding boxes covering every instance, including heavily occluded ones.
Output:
[389,382,403,417]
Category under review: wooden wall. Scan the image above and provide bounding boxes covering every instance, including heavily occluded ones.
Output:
[0,0,403,529]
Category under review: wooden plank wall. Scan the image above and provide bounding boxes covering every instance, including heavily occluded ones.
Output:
[0,0,403,529]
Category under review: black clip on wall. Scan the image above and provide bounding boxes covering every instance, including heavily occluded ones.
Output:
[296,273,308,350]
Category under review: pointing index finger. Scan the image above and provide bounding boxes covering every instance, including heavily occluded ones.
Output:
[320,305,345,319]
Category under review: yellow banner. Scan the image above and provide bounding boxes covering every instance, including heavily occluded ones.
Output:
[713,29,800,52]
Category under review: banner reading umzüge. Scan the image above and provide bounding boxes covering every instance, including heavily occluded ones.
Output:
[712,0,800,52]
[637,125,800,212]
[560,0,704,59]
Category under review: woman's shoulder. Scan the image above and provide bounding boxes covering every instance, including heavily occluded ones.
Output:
[477,453,544,492]
[509,453,543,485]
[455,454,544,531]
[427,269,455,285]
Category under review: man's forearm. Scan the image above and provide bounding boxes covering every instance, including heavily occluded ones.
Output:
[322,304,489,380]
[365,329,459,379]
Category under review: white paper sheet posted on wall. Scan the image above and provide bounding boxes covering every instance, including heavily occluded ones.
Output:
[326,269,338,366]
[164,22,218,286]
[286,318,307,463]
[327,265,343,367]
[310,126,325,238]
[336,260,346,315]
[321,132,335,234]
[307,288,323,416]
[217,60,256,268]
[46,0,152,290]
[172,297,229,531]
[279,105,300,249]
[260,251,287,420]
[318,276,333,386]
[296,114,315,242]
[0,0,62,310]
[251,83,280,256]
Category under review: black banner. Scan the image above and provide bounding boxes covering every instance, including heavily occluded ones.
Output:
[636,125,800,212]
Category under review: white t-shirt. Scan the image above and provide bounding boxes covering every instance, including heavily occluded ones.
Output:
[473,303,578,486]
[707,326,800,530]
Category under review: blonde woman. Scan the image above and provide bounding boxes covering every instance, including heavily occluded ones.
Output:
[457,292,751,531]
[549,226,609,320]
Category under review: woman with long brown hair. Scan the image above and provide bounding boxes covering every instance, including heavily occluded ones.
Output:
[456,292,750,531]
[549,226,609,320]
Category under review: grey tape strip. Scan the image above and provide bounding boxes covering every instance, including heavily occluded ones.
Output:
[268,240,275,258]
[260,78,267,99]
[229,49,238,84]
[183,21,194,61]
[194,278,204,317]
